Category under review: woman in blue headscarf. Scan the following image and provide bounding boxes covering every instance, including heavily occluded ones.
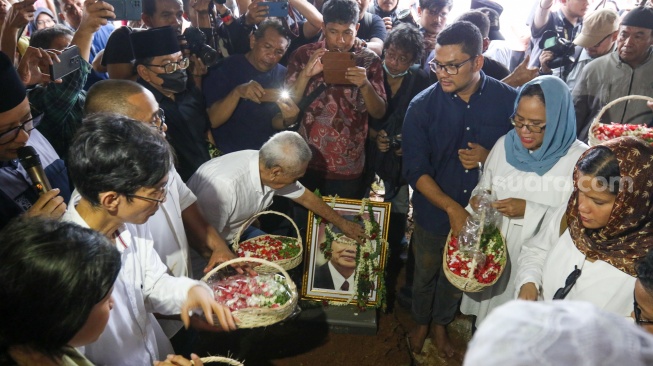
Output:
[460,76,588,326]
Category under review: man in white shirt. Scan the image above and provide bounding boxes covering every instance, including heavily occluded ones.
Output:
[84,79,240,344]
[187,131,367,245]
[85,79,236,279]
[64,114,236,366]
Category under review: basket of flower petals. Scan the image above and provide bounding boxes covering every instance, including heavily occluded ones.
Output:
[202,257,299,329]
[443,195,507,293]
[194,356,244,365]
[588,95,653,147]
[233,211,302,274]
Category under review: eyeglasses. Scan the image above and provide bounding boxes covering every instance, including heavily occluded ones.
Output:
[0,111,43,145]
[126,182,168,204]
[553,265,581,300]
[144,58,190,74]
[634,292,653,326]
[150,108,165,132]
[511,117,547,133]
[384,50,412,66]
[592,33,614,48]
[429,56,475,75]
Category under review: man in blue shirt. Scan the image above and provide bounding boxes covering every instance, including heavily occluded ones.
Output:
[403,21,516,358]
[203,19,299,155]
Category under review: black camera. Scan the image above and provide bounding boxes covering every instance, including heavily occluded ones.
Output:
[389,135,402,150]
[538,30,576,70]
[181,27,220,67]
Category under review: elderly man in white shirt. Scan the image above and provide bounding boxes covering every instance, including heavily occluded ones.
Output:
[188,131,367,245]
[64,114,236,366]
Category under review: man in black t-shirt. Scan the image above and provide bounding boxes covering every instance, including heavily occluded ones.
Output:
[356,0,387,55]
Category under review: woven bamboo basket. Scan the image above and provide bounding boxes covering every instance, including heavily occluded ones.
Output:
[232,211,302,274]
[588,95,653,147]
[194,356,244,365]
[201,257,298,329]
[442,229,507,293]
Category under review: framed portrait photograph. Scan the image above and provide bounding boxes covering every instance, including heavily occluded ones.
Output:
[302,197,391,306]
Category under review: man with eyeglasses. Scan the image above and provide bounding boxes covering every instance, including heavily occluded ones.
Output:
[100,0,187,81]
[403,21,516,358]
[0,51,70,230]
[56,0,114,89]
[539,9,619,92]
[84,79,239,350]
[63,114,237,366]
[131,26,212,181]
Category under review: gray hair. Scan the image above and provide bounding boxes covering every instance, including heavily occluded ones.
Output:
[259,131,312,175]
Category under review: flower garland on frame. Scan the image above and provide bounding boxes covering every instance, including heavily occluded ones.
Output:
[315,194,388,311]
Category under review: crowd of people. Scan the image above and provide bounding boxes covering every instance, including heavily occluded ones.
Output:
[0,0,652,364]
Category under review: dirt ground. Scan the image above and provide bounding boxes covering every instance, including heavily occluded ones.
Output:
[193,189,474,365]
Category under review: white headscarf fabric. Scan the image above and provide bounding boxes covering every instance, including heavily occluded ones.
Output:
[464,300,653,366]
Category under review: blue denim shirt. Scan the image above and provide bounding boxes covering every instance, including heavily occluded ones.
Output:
[402,71,517,235]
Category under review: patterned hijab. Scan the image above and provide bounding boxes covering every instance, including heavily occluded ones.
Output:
[567,137,653,276]
[505,76,577,176]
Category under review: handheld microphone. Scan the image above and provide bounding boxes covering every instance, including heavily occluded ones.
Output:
[17,146,52,195]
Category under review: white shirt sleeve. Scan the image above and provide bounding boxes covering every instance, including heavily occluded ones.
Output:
[172,167,196,211]
[188,174,237,239]
[515,204,567,297]
[276,181,306,199]
[141,236,204,315]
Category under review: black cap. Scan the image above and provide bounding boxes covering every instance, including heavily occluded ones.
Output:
[622,6,653,30]
[0,52,27,113]
[129,26,180,60]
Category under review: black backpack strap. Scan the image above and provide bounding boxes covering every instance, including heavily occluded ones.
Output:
[286,83,327,130]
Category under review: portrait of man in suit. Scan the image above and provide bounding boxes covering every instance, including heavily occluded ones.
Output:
[313,218,358,293]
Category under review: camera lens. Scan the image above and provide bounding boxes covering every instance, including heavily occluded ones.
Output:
[198,45,219,67]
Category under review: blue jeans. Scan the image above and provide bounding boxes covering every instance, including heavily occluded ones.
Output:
[411,222,462,325]
[242,225,266,240]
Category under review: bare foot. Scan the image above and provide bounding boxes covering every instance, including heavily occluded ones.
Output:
[407,325,428,355]
[433,324,455,358]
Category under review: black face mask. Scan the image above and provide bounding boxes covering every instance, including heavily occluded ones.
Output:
[157,70,187,93]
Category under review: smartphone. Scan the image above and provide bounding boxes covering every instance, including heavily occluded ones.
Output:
[104,0,142,20]
[321,51,355,85]
[260,88,291,102]
[260,1,288,18]
[49,45,81,81]
[260,89,281,103]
